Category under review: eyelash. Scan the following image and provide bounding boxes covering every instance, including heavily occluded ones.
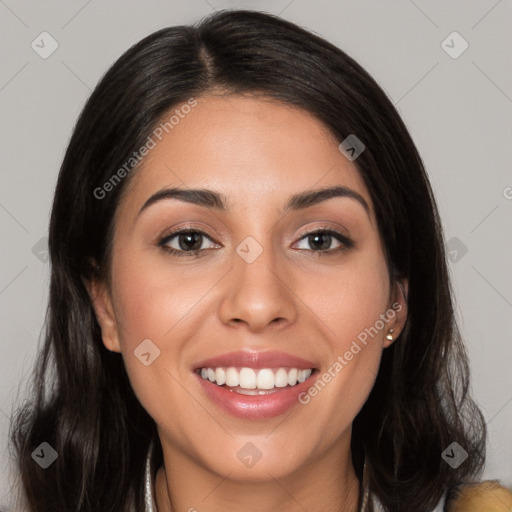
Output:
[157,227,354,258]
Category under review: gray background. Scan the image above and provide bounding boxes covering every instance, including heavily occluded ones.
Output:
[1,0,511,509]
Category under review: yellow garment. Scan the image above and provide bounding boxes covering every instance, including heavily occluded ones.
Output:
[445,481,512,512]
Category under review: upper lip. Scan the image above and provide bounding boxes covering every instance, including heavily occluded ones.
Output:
[194,350,317,370]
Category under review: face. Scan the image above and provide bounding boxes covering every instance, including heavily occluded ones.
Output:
[88,93,407,485]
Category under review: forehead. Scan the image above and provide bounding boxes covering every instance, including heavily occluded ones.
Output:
[117,93,372,219]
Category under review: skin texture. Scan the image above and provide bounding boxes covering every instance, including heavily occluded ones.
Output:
[86,93,408,512]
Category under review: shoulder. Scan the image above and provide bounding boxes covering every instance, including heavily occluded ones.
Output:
[444,481,512,511]
[371,481,512,512]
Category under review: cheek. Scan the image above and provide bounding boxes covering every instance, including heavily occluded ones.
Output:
[294,245,390,427]
[304,246,390,353]
[110,251,218,348]
[107,253,208,408]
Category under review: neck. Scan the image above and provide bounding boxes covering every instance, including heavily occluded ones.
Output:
[154,433,361,512]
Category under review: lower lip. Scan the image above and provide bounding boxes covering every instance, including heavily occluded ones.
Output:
[195,372,317,420]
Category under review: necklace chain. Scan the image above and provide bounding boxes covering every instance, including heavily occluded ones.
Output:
[144,444,370,512]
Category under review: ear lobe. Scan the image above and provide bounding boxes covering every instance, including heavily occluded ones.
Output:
[83,276,121,353]
[383,278,408,348]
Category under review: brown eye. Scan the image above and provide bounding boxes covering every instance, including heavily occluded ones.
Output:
[306,232,334,251]
[293,229,354,254]
[158,229,219,257]
[175,232,204,251]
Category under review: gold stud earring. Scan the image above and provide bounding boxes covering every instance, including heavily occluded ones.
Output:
[385,329,394,342]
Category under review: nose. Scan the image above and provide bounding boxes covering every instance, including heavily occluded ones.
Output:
[217,241,298,333]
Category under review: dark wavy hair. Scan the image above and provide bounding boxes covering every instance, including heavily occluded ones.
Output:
[10,9,486,512]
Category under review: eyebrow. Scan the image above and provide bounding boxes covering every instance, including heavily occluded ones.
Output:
[138,185,370,217]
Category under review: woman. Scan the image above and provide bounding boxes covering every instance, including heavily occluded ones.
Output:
[10,9,486,512]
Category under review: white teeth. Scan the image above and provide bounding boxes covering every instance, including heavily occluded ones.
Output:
[225,367,239,387]
[287,368,298,386]
[257,369,275,389]
[198,366,314,390]
[215,367,226,385]
[298,369,312,383]
[297,370,309,382]
[274,368,288,387]
[239,368,257,389]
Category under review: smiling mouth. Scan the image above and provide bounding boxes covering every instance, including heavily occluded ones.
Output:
[196,366,316,395]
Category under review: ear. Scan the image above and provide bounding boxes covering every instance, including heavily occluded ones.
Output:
[82,275,121,353]
[383,277,408,348]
